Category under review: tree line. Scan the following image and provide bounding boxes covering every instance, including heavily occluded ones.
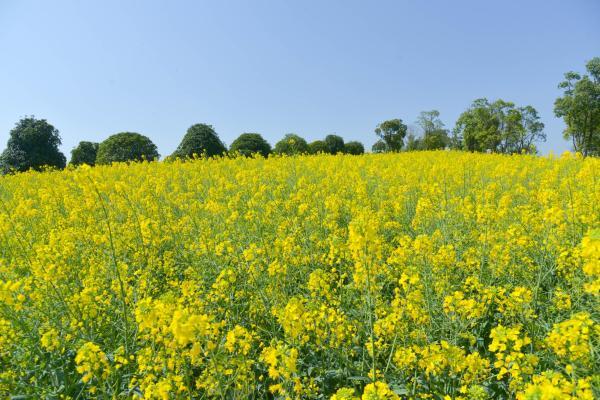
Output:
[1,57,598,174]
[0,120,368,174]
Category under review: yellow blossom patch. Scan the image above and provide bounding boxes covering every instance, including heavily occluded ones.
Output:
[0,151,597,398]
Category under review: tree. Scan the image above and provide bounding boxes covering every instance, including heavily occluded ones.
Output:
[416,110,450,150]
[374,119,407,151]
[371,140,388,153]
[229,133,271,157]
[96,132,159,164]
[505,106,545,154]
[454,99,502,152]
[344,141,365,155]
[421,129,449,150]
[70,141,99,166]
[0,116,66,174]
[324,134,345,154]
[273,134,309,155]
[449,131,463,150]
[554,57,600,156]
[308,140,329,154]
[405,133,423,151]
[172,124,226,159]
[454,98,545,154]
[416,110,444,134]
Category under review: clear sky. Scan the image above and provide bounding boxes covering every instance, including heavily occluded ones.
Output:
[1,0,599,157]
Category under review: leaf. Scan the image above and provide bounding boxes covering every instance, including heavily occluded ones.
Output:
[390,384,409,395]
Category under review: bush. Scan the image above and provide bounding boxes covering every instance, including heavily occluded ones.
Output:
[308,140,329,154]
[96,132,159,164]
[0,117,66,173]
[172,124,226,159]
[229,133,271,157]
[273,134,309,155]
[344,141,365,155]
[324,134,345,154]
[70,141,99,166]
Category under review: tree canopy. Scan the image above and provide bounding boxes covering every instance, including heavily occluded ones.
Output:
[405,133,423,151]
[273,134,309,155]
[172,124,226,159]
[0,117,66,174]
[374,119,407,151]
[96,132,159,164]
[416,111,450,150]
[70,141,99,166]
[308,140,329,154]
[324,134,345,154]
[344,141,365,155]
[371,140,388,153]
[454,99,545,154]
[229,133,271,157]
[554,57,600,156]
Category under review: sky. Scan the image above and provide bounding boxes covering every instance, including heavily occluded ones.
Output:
[1,0,599,158]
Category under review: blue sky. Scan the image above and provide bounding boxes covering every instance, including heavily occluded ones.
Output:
[1,0,599,157]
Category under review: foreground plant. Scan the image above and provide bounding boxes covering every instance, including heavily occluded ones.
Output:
[0,151,598,399]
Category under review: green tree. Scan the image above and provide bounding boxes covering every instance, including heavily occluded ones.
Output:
[454,98,502,152]
[324,134,345,154]
[70,141,99,166]
[371,140,388,153]
[96,132,159,164]
[416,110,450,150]
[503,106,545,154]
[449,131,463,150]
[554,57,600,156]
[405,133,423,151]
[416,110,444,134]
[374,119,407,151]
[273,134,309,155]
[308,140,329,154]
[344,141,365,155]
[454,99,544,154]
[229,133,271,157]
[0,116,66,174]
[421,130,449,150]
[172,123,226,159]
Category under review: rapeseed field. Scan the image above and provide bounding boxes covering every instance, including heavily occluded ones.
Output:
[0,151,598,399]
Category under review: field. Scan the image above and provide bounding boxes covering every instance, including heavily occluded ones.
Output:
[0,151,598,399]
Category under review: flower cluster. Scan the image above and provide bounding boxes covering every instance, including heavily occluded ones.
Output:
[0,151,597,398]
[75,342,110,385]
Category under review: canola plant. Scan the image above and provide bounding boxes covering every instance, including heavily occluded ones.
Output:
[0,151,598,399]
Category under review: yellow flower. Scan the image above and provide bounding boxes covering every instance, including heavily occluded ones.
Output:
[39,328,60,352]
[331,387,359,400]
[1,151,599,398]
[75,342,110,384]
[361,382,399,400]
[545,312,595,365]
